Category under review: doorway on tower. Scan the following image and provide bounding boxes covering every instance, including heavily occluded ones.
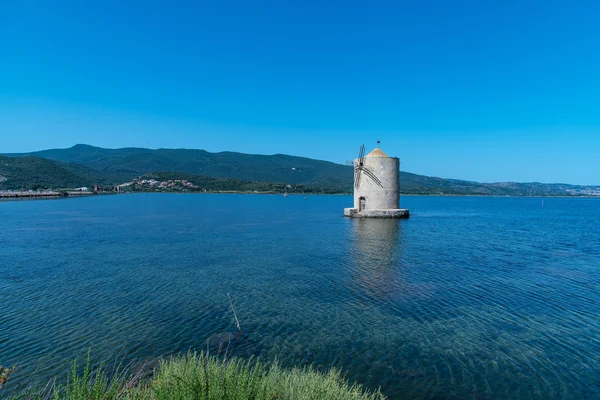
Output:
[359,197,366,212]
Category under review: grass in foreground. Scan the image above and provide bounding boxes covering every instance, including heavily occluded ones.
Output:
[12,352,385,400]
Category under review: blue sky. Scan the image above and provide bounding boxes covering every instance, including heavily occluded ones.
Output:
[1,1,599,184]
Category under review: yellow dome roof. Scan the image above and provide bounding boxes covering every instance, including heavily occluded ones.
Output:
[365,147,389,157]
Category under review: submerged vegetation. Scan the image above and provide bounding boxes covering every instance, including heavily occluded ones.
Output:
[10,352,384,400]
[1,365,16,389]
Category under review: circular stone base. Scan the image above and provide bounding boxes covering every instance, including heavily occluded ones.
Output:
[344,208,409,219]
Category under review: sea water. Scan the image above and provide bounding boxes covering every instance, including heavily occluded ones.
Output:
[1,194,599,399]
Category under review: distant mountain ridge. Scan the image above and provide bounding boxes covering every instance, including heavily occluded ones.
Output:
[7,144,352,190]
[3,144,599,196]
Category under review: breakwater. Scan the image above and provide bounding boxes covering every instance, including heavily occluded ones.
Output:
[0,190,95,199]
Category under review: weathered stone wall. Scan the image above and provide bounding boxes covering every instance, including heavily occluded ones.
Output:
[353,156,399,211]
[344,208,409,219]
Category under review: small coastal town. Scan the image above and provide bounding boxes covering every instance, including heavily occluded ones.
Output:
[565,187,600,196]
[0,178,198,198]
[116,177,197,191]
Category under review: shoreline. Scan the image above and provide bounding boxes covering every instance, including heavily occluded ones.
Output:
[2,190,600,200]
[0,191,112,199]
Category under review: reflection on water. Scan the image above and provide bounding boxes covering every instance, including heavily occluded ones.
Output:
[349,219,403,300]
[349,219,436,303]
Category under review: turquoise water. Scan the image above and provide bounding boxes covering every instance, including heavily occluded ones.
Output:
[1,194,600,399]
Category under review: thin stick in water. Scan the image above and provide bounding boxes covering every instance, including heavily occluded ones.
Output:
[227,293,242,332]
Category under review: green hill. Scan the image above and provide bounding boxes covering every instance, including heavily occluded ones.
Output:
[0,155,111,190]
[4,145,599,196]
[8,144,353,190]
[3,144,498,193]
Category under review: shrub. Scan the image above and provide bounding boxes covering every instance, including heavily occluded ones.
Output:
[12,352,385,400]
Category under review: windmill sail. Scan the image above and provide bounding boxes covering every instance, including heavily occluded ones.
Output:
[354,144,384,188]
[360,165,383,187]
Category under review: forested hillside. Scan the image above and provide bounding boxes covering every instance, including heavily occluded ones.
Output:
[4,145,599,196]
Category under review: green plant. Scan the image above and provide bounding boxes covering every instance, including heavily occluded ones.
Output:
[12,352,385,400]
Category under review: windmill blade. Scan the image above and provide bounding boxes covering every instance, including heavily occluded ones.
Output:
[362,170,383,188]
[361,165,379,181]
[358,144,365,166]
[354,166,362,188]
[354,144,374,188]
[361,166,384,188]
[362,167,383,187]
[354,144,365,188]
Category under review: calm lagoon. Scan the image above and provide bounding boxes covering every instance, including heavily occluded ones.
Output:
[1,194,600,399]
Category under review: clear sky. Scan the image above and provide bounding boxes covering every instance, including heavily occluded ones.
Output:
[1,1,599,184]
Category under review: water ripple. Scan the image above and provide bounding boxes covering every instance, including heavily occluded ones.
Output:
[2,195,600,399]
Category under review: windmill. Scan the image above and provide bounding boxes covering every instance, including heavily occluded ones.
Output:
[343,142,409,219]
[351,144,383,188]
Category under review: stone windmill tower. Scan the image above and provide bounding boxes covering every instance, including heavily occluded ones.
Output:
[344,142,409,218]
